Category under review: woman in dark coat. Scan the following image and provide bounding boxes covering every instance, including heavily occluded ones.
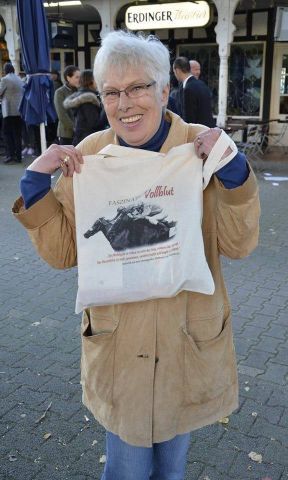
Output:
[64,69,105,145]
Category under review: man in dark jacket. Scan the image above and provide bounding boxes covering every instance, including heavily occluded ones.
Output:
[173,56,215,127]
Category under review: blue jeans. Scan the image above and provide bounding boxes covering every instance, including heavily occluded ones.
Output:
[101,431,191,480]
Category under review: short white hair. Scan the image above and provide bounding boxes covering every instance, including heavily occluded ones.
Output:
[94,30,170,94]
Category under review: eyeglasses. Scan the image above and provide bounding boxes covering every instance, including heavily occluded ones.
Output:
[99,81,156,104]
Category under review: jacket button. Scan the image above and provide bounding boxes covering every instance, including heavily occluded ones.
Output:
[155,357,159,363]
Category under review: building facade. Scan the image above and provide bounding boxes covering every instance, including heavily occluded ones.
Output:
[0,0,287,140]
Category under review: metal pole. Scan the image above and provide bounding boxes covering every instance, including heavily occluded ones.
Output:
[40,123,47,153]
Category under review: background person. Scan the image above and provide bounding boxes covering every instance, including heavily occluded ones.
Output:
[13,31,260,480]
[189,59,201,79]
[63,69,104,145]
[50,69,63,91]
[174,56,215,127]
[54,65,80,145]
[47,70,63,146]
[0,62,24,164]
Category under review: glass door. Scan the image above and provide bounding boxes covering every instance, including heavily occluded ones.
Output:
[50,49,75,81]
[270,43,288,145]
[279,53,288,115]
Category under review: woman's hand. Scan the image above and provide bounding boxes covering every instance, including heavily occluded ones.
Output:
[194,127,232,161]
[27,144,84,177]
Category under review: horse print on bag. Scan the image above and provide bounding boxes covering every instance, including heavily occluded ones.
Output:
[83,202,177,251]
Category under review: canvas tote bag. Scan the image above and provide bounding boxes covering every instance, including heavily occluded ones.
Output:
[73,130,237,312]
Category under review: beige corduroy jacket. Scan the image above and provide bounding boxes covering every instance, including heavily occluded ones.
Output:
[12,111,260,447]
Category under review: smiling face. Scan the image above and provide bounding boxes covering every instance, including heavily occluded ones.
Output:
[102,67,169,146]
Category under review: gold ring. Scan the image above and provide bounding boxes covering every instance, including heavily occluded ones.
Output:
[59,155,71,169]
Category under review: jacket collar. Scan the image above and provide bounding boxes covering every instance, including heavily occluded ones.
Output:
[160,111,190,153]
[183,74,193,88]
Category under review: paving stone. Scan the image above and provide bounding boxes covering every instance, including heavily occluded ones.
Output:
[185,462,205,480]
[264,440,288,467]
[258,363,288,385]
[274,313,288,327]
[267,387,288,407]
[281,468,288,479]
[243,295,266,308]
[217,428,269,453]
[229,451,284,479]
[263,323,288,340]
[0,381,21,400]
[225,405,257,434]
[249,417,288,447]
[1,428,42,461]
[7,385,51,408]
[238,379,274,403]
[70,449,107,479]
[234,337,257,356]
[47,398,83,421]
[243,398,284,425]
[198,466,234,479]
[0,456,43,480]
[232,314,250,331]
[238,364,264,377]
[11,355,56,373]
[47,472,93,480]
[18,344,55,359]
[236,304,259,318]
[191,423,225,446]
[247,313,276,329]
[255,336,285,353]
[0,421,16,437]
[0,473,14,480]
[240,349,274,370]
[279,409,288,428]
[39,377,80,398]
[33,467,88,480]
[254,286,274,300]
[238,325,268,340]
[188,443,238,473]
[44,364,79,382]
[11,369,52,389]
[266,294,288,308]
[271,347,288,366]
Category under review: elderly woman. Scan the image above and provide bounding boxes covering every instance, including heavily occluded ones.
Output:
[13,31,260,480]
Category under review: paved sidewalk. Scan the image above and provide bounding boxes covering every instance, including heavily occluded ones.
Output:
[0,153,288,480]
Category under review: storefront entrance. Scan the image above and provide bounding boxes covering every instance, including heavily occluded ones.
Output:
[50,49,75,79]
[270,43,288,145]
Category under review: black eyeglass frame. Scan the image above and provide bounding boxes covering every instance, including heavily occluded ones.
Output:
[98,81,157,102]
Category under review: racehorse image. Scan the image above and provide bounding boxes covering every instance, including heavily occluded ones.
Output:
[83,202,177,251]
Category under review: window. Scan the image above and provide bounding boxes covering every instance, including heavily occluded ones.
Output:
[228,43,264,116]
[280,54,288,114]
[178,44,219,113]
[179,42,264,117]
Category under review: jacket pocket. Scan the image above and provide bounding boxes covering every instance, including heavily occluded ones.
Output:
[182,312,237,405]
[80,309,118,405]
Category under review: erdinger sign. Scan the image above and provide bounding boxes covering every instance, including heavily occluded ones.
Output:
[125,1,210,30]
